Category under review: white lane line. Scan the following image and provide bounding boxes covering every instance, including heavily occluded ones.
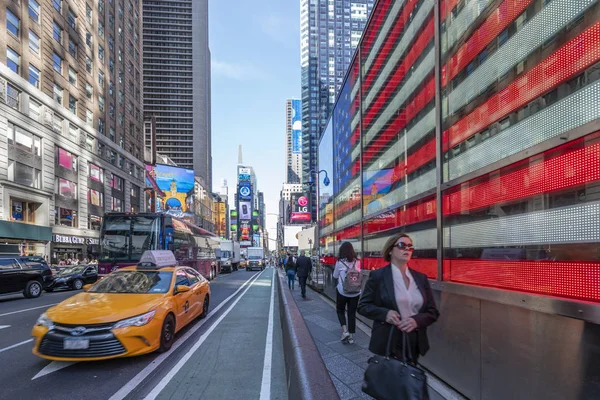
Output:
[0,339,33,354]
[0,325,10,330]
[32,361,76,380]
[143,269,268,400]
[259,270,276,400]
[0,303,59,317]
[109,271,262,400]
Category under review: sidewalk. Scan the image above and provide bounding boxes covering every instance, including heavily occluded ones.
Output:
[285,274,455,400]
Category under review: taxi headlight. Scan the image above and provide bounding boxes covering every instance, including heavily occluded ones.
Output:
[36,312,55,330]
[113,310,156,329]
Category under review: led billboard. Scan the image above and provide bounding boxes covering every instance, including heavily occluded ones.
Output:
[239,201,252,220]
[289,192,311,223]
[238,183,252,201]
[146,164,195,213]
[238,167,251,182]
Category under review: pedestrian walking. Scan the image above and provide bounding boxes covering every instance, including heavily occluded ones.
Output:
[358,233,439,399]
[333,242,362,344]
[295,251,313,299]
[284,254,296,290]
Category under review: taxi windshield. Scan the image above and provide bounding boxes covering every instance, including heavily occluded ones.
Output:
[89,271,173,294]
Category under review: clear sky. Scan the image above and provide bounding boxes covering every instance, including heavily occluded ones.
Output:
[209,0,301,246]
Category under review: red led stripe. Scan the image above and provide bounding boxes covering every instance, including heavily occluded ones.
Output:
[362,17,435,129]
[361,0,393,56]
[440,0,459,21]
[335,224,361,241]
[444,140,600,215]
[334,197,360,219]
[363,197,437,235]
[445,259,600,302]
[363,0,420,91]
[442,0,534,87]
[445,22,600,150]
[363,77,436,165]
[361,257,438,279]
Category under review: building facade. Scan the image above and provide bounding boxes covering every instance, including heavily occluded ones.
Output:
[0,0,145,262]
[285,98,302,183]
[318,0,600,398]
[142,0,212,188]
[300,0,374,218]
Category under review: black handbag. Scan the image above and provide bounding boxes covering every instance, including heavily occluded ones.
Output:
[362,327,428,400]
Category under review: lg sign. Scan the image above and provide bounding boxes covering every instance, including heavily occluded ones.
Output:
[298,196,308,208]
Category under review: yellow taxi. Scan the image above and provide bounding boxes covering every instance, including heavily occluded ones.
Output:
[32,251,210,361]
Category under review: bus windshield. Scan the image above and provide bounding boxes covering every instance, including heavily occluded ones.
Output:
[101,215,161,262]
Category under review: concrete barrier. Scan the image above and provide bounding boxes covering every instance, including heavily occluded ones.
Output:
[277,271,340,400]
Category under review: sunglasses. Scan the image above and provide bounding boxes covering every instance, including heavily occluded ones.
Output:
[395,242,414,251]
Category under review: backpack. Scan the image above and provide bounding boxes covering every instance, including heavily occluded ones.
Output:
[342,260,362,294]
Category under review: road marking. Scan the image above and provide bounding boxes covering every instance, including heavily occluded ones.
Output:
[0,303,58,318]
[32,361,76,380]
[259,269,276,400]
[0,339,33,354]
[143,269,268,400]
[109,271,262,400]
[0,325,10,330]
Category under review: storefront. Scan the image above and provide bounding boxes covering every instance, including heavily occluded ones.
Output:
[0,220,51,258]
[51,234,100,264]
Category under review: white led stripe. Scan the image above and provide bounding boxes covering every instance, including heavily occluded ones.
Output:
[445,201,600,248]
[336,209,362,230]
[444,0,494,54]
[363,0,406,71]
[335,177,361,204]
[351,144,360,162]
[448,80,600,181]
[366,136,405,172]
[363,0,434,107]
[321,225,334,236]
[351,111,359,132]
[364,169,436,218]
[364,49,435,146]
[447,0,595,116]
[364,228,437,251]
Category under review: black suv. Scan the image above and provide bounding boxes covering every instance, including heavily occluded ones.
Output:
[0,256,53,298]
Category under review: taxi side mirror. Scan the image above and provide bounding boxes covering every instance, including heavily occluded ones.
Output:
[83,284,93,291]
[176,285,191,293]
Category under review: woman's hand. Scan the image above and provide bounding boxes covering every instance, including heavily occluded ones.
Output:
[385,310,401,326]
[398,317,418,333]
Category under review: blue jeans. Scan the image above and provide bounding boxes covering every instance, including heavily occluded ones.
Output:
[287,271,295,289]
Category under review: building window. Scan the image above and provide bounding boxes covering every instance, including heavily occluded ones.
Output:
[68,123,78,141]
[8,161,41,189]
[29,99,41,121]
[98,21,104,38]
[86,31,92,47]
[109,128,115,142]
[68,67,77,86]
[98,95,104,112]
[89,163,103,182]
[53,83,63,104]
[55,177,77,199]
[29,0,41,23]
[98,45,104,61]
[53,53,62,73]
[6,10,19,37]
[86,109,93,126]
[53,21,62,43]
[56,147,78,172]
[11,199,39,223]
[88,189,103,207]
[111,174,123,190]
[7,48,20,73]
[29,64,40,88]
[53,114,63,133]
[98,118,105,134]
[29,30,40,54]
[111,198,122,212]
[68,38,77,57]
[85,82,93,99]
[53,0,62,13]
[68,95,77,114]
[55,207,78,228]
[85,55,92,72]
[6,84,20,109]
[7,123,41,156]
[98,70,104,87]
[88,215,101,230]
[67,9,76,29]
[86,4,92,24]
[131,185,139,198]
[86,135,94,152]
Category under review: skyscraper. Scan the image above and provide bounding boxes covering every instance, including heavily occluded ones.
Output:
[300,0,374,218]
[142,0,212,189]
[285,99,302,184]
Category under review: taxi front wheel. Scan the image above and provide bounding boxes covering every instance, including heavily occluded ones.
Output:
[199,295,210,319]
[158,314,176,353]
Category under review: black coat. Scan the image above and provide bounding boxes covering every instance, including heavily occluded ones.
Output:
[295,256,312,278]
[358,265,439,356]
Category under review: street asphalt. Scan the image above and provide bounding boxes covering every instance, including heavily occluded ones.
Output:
[0,267,287,400]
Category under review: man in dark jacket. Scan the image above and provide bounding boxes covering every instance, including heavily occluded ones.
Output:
[295,251,313,298]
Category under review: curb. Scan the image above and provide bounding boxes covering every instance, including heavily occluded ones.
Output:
[277,271,340,400]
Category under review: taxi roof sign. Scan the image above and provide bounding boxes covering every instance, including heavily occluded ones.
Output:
[137,250,177,269]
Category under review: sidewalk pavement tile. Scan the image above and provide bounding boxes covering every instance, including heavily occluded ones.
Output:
[330,374,361,400]
[323,354,366,385]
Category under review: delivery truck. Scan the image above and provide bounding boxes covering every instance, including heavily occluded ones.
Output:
[219,240,240,273]
[247,247,265,271]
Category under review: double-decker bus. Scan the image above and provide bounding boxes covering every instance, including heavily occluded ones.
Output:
[98,212,220,279]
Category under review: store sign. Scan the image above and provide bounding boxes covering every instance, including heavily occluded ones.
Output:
[53,235,99,245]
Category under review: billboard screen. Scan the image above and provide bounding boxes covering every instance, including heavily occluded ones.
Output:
[289,192,311,223]
[145,164,195,213]
[238,167,251,182]
[240,221,251,241]
[291,99,302,154]
[239,201,251,220]
[238,183,252,201]
[284,225,303,247]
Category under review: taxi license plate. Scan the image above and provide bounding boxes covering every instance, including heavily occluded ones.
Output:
[64,338,89,350]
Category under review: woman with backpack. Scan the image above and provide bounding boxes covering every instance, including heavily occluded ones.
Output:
[333,242,362,344]
[285,254,296,290]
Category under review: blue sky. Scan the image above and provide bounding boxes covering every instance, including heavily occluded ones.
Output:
[210,0,301,243]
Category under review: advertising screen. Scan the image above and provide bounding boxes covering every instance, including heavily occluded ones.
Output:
[238,167,251,182]
[291,99,302,154]
[238,183,252,201]
[239,221,251,241]
[239,201,252,220]
[284,225,303,247]
[289,192,311,223]
[145,164,195,213]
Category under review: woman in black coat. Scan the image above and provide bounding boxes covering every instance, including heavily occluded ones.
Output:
[358,232,439,362]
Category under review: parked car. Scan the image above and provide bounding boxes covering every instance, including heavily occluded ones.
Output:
[46,265,99,292]
[0,256,53,298]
